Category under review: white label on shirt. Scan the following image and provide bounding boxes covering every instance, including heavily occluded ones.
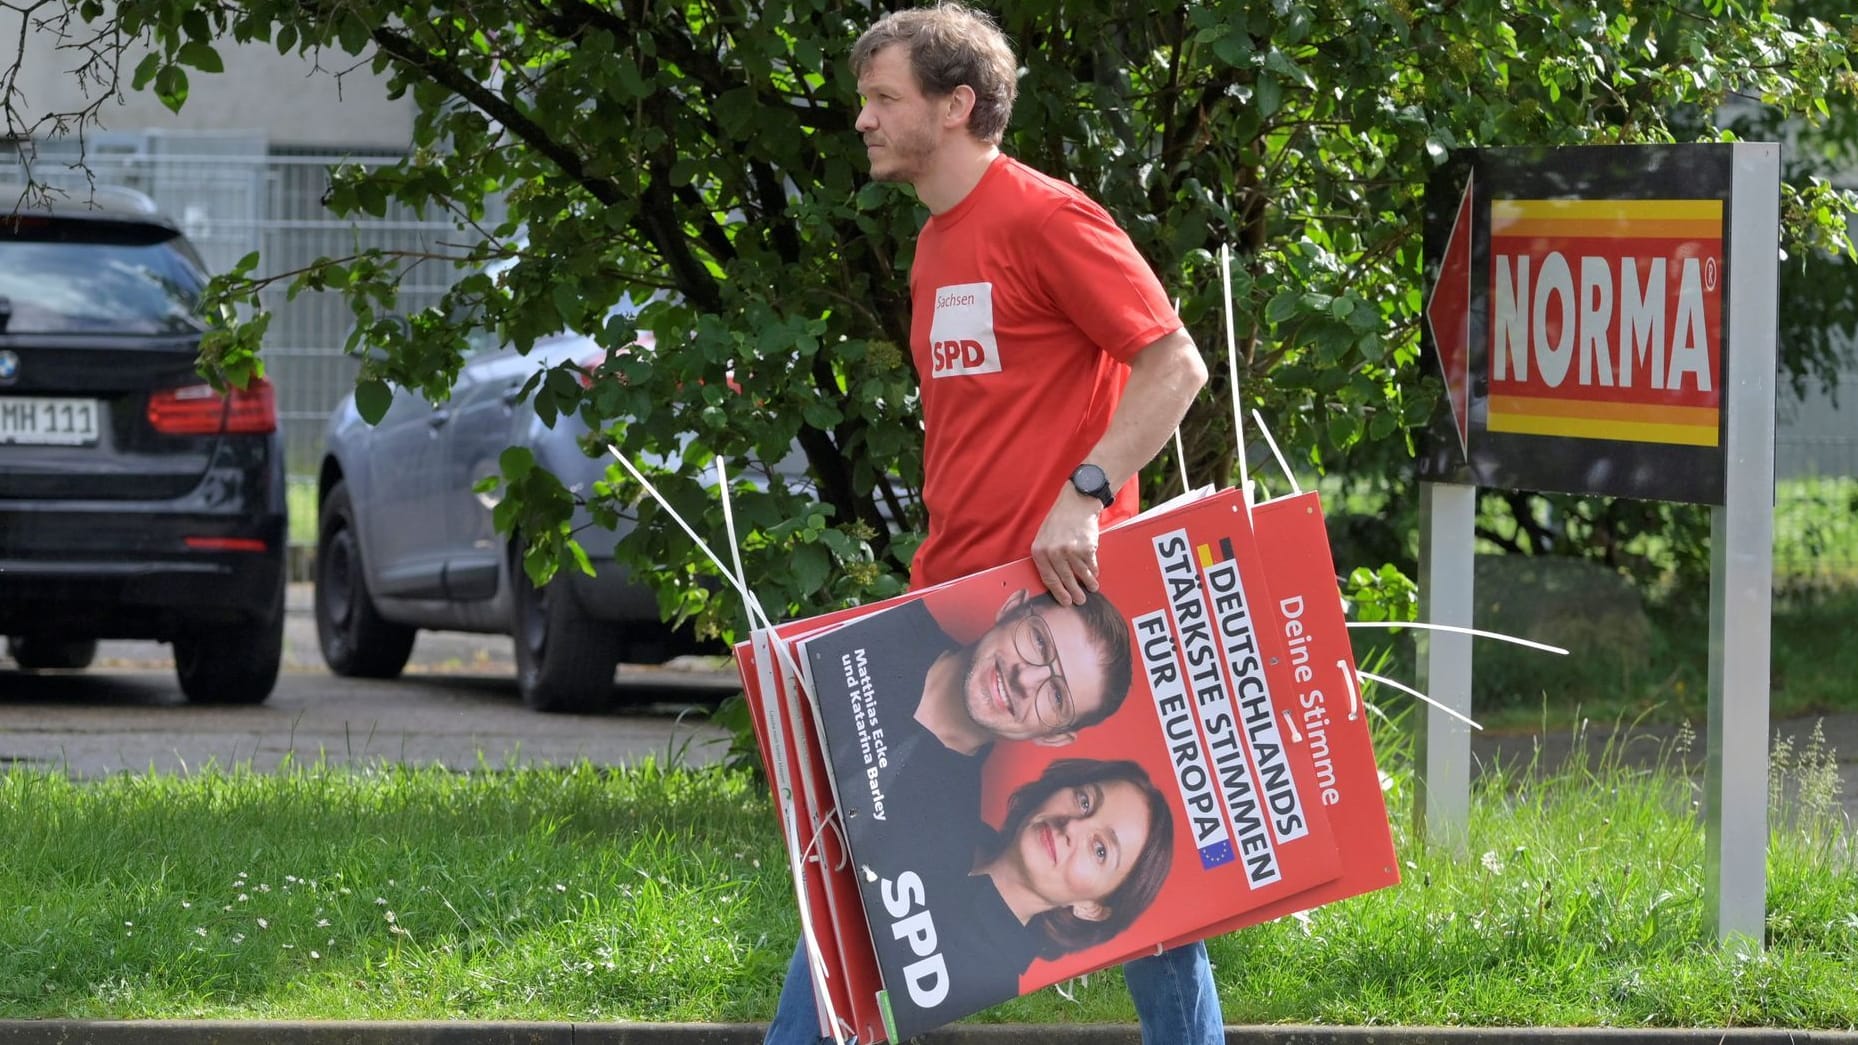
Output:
[926,281,1001,378]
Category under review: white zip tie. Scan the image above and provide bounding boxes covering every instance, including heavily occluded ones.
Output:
[1219,243,1251,507]
[1252,408,1302,495]
[715,457,751,613]
[1356,669,1482,730]
[607,445,849,1045]
[1169,296,1193,496]
[1337,659,1360,720]
[1345,620,1569,655]
[1280,710,1304,743]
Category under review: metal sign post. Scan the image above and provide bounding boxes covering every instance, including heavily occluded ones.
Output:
[1706,144,1779,944]
[1415,481,1475,854]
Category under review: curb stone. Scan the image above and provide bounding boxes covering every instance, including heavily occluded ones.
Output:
[1,1024,1856,1045]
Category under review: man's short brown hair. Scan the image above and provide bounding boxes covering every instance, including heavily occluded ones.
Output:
[851,3,1019,144]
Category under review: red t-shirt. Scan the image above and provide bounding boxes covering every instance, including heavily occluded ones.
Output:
[907,155,1180,587]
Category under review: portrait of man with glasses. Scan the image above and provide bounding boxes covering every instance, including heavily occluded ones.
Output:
[839,585,1134,820]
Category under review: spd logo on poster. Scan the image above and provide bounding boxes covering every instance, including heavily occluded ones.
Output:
[928,281,1001,378]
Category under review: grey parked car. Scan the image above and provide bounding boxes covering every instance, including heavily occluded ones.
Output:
[314,325,699,713]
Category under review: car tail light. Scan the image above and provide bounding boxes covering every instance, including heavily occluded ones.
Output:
[576,352,605,390]
[147,378,278,435]
[184,536,270,553]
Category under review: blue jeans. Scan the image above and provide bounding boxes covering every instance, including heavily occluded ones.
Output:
[765,937,1222,1044]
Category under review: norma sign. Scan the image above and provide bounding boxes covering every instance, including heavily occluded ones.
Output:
[1419,145,1744,505]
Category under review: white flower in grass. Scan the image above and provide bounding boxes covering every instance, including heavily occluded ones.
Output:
[374,897,387,906]
[237,893,249,903]
[193,927,208,938]
[180,901,192,910]
[257,918,269,930]
[1480,850,1505,875]
[317,919,330,928]
[310,951,321,960]
[231,933,246,945]
[259,883,271,893]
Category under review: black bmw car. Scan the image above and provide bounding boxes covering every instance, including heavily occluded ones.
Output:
[0,186,286,703]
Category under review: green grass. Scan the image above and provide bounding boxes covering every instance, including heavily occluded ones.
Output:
[0,739,1852,1027]
[1774,476,1858,589]
[287,478,318,549]
[1312,474,1858,731]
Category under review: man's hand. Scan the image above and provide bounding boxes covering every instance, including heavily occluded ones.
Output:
[1031,487,1102,606]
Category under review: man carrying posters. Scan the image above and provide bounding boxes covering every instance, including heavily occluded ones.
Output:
[764,2,1216,1042]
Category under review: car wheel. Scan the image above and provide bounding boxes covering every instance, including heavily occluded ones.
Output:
[512,549,622,713]
[316,481,416,678]
[174,584,283,705]
[6,636,98,671]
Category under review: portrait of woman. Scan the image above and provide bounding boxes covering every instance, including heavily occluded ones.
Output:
[869,756,1175,1022]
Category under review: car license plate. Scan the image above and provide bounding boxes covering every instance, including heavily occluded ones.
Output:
[0,396,102,446]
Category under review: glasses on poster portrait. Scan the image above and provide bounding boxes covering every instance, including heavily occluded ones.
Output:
[1013,610,1078,731]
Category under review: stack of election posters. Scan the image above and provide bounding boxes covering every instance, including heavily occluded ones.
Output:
[735,487,1399,1043]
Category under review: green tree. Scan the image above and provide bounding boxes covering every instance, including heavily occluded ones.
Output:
[8,0,1855,631]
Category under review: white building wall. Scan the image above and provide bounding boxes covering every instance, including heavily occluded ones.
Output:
[9,17,414,149]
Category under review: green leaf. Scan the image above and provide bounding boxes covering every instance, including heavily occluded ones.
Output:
[178,41,223,74]
[789,542,831,595]
[1255,74,1282,118]
[153,64,189,113]
[354,379,393,424]
[131,52,162,91]
[499,445,536,481]
[337,12,371,54]
[1265,290,1302,324]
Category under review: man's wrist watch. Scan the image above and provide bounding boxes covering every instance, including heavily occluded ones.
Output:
[1070,463,1115,510]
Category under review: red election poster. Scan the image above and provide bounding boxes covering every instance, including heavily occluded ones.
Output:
[1150,490,1400,951]
[773,487,1351,1041]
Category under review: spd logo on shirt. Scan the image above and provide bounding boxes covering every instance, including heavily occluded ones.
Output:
[927,282,1001,378]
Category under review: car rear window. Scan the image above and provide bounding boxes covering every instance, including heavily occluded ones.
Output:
[0,217,207,335]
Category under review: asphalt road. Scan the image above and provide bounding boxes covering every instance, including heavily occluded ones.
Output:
[0,585,738,777]
[2,586,1852,832]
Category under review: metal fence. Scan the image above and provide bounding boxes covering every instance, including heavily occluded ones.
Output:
[6,131,487,488]
[1778,370,1858,480]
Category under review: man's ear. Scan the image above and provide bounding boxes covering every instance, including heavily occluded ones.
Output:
[996,588,1030,623]
[943,84,977,128]
[1071,899,1110,923]
[1033,731,1076,749]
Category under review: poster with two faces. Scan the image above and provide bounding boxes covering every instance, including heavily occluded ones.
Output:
[736,487,1400,1043]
